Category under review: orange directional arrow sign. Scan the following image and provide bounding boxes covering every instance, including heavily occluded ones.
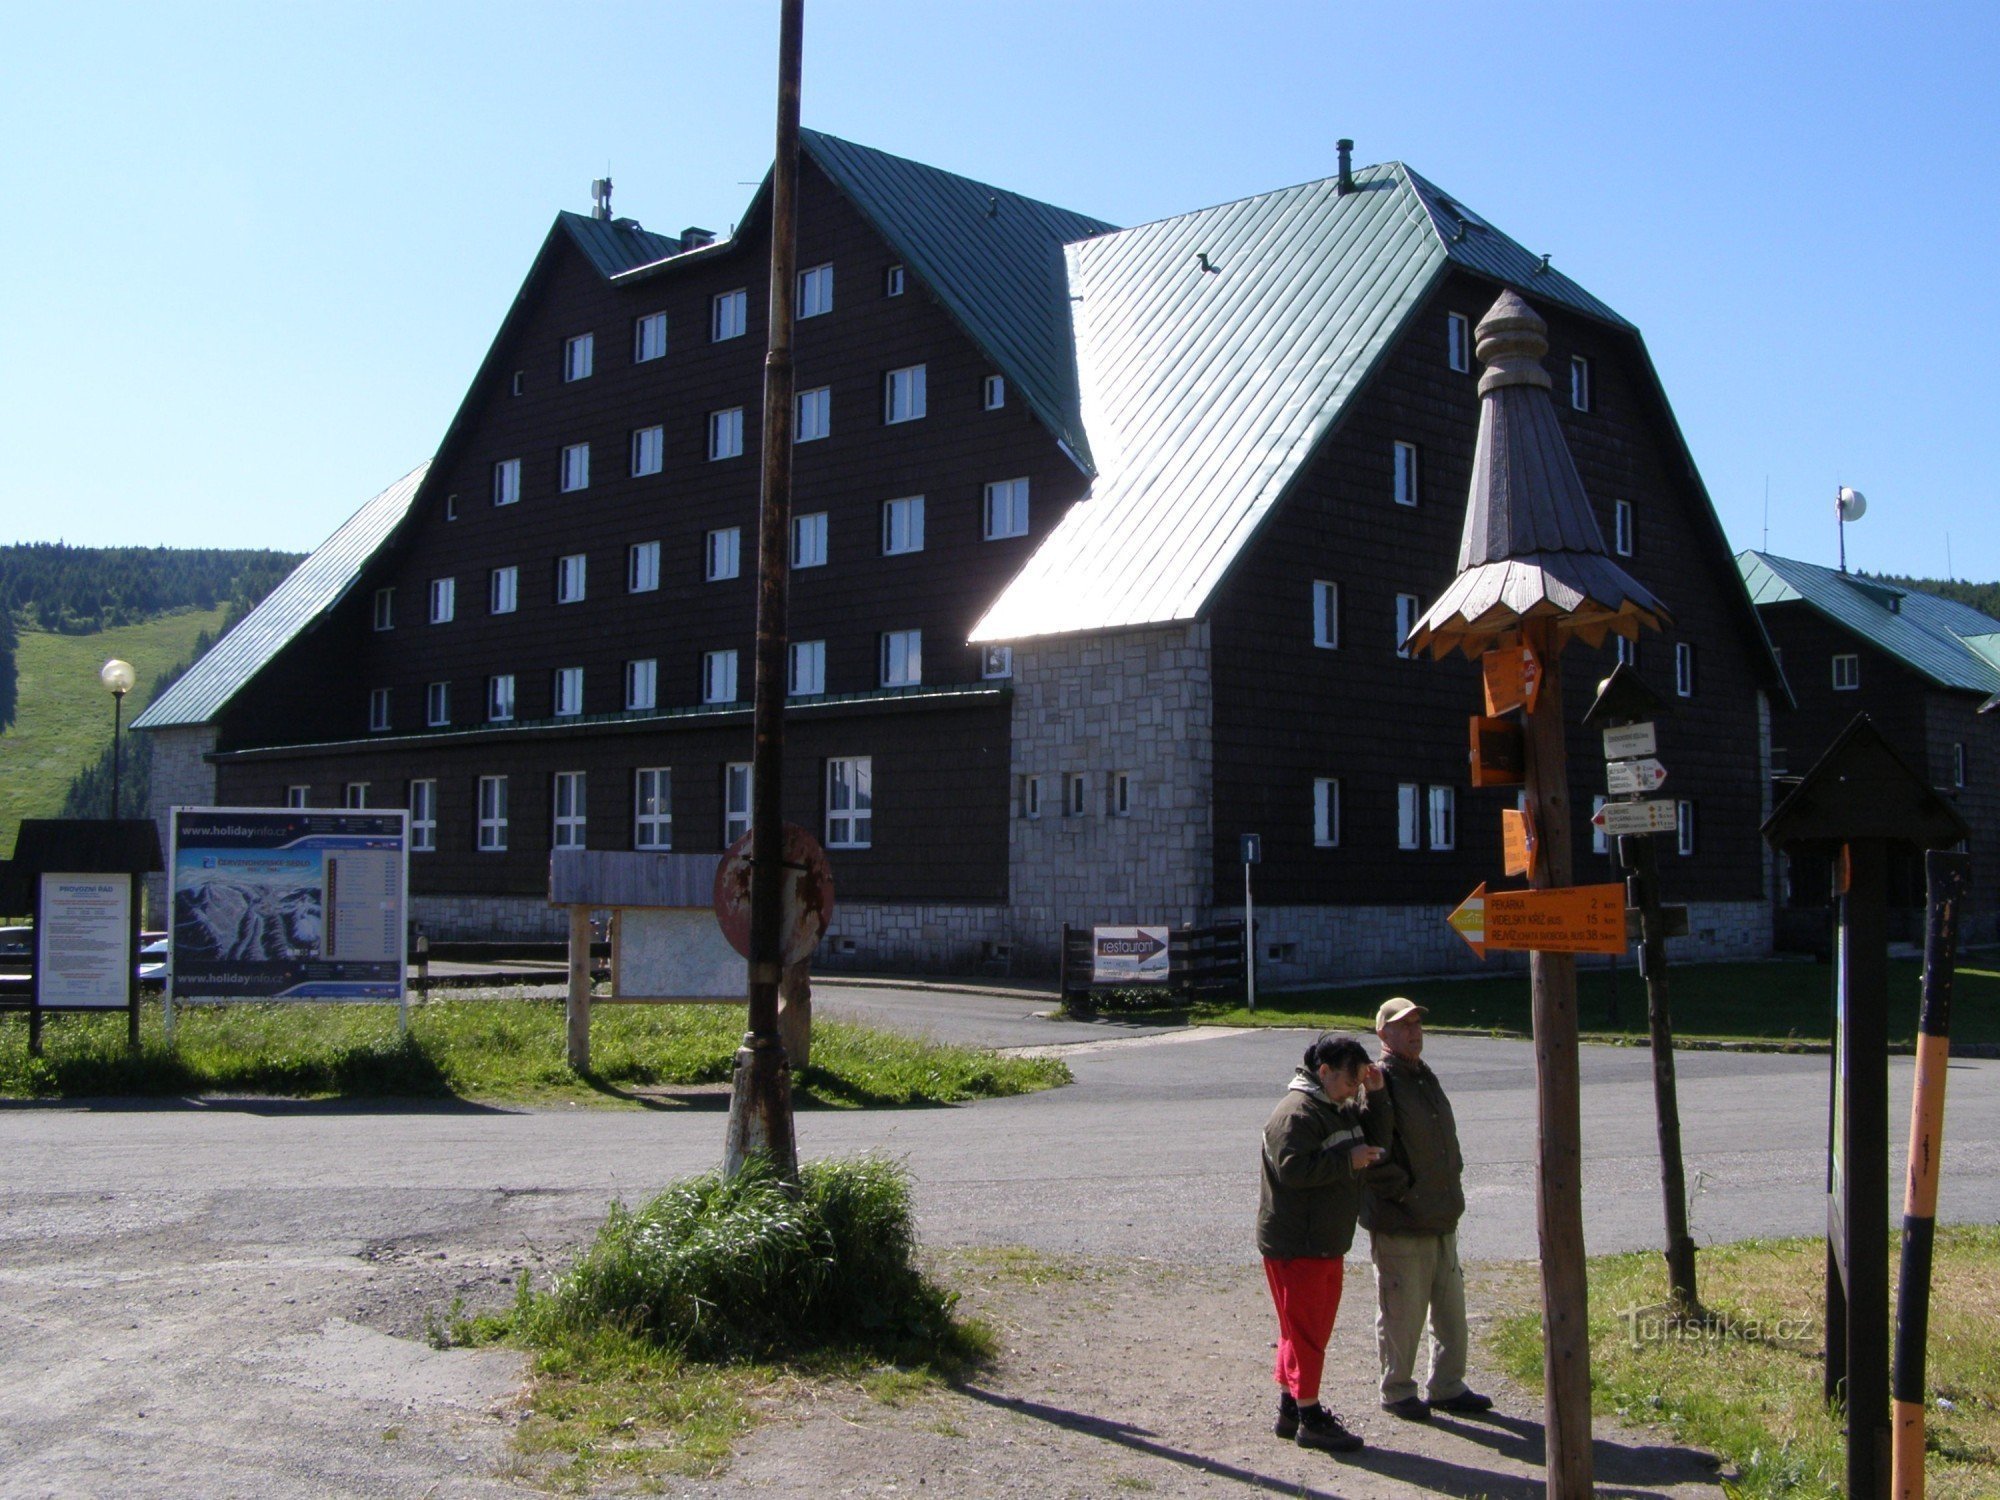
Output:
[1447,881,1629,959]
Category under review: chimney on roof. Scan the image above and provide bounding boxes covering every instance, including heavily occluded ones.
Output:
[680,226,717,252]
[591,177,613,221]
[1336,139,1355,195]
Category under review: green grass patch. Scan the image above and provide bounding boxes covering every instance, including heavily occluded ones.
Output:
[1487,1225,2000,1499]
[0,609,228,863]
[0,996,1069,1107]
[1194,958,2000,1048]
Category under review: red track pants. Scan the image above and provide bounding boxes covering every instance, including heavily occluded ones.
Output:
[1263,1255,1346,1405]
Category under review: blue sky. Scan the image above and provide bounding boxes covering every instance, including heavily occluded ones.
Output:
[3,2,1995,581]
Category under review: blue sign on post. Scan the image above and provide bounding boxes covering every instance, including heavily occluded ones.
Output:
[1240,833,1262,865]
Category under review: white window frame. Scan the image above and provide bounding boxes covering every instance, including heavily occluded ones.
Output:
[345,782,369,809]
[789,639,826,697]
[426,680,449,727]
[628,540,661,593]
[795,385,830,442]
[1063,773,1087,819]
[1112,771,1134,817]
[880,629,922,687]
[368,688,391,733]
[552,771,587,849]
[706,527,741,581]
[1395,592,1420,659]
[429,576,455,624]
[560,442,590,493]
[625,657,657,712]
[1677,799,1696,857]
[983,478,1029,540]
[556,552,587,604]
[1428,785,1456,850]
[723,762,753,845]
[712,288,747,342]
[285,785,310,809]
[553,666,584,718]
[634,311,668,363]
[825,756,873,849]
[1312,580,1340,649]
[564,332,594,382]
[983,374,1006,410]
[1397,783,1422,850]
[634,768,672,850]
[884,364,927,424]
[631,425,664,477]
[1571,354,1592,412]
[1675,641,1696,698]
[798,262,834,318]
[409,780,436,853]
[709,407,744,460]
[881,495,925,555]
[493,458,521,507]
[373,587,394,631]
[1613,499,1634,557]
[792,511,828,568]
[1833,653,1860,690]
[1393,441,1420,507]
[487,674,515,723]
[1314,778,1341,847]
[1615,633,1638,667]
[703,649,740,705]
[489,565,518,615]
[884,263,905,296]
[477,775,509,852]
[981,644,1013,680]
[1447,311,1471,374]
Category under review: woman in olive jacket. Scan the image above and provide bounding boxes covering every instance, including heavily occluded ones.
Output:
[1257,1031,1387,1453]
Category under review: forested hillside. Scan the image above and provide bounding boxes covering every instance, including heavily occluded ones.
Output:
[1872,574,2000,621]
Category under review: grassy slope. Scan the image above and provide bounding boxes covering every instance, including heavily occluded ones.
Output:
[0,609,227,854]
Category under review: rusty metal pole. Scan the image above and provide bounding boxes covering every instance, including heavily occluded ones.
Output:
[723,0,804,1180]
[1520,618,1594,1500]
[1622,830,1699,1307]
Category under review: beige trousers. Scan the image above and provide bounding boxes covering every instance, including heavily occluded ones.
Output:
[1370,1229,1469,1404]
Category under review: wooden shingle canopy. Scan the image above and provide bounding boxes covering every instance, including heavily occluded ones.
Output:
[1407,290,1670,659]
[1763,713,1969,854]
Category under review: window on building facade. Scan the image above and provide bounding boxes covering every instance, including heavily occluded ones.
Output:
[561,443,590,493]
[882,496,925,555]
[1428,785,1456,850]
[792,511,828,568]
[553,666,584,717]
[1112,771,1134,817]
[1063,773,1087,818]
[564,333,594,382]
[445,494,458,521]
[984,374,1006,410]
[509,372,523,398]
[1447,312,1471,373]
[1395,592,1420,659]
[631,425,664,476]
[796,386,830,442]
[1954,742,1967,789]
[982,644,1013,680]
[880,629,922,687]
[1570,355,1592,412]
[826,756,872,848]
[709,407,744,460]
[1615,633,1638,667]
[984,478,1029,540]
[1676,641,1697,697]
[1393,441,1420,507]
[625,657,657,711]
[628,540,660,593]
[1314,777,1341,847]
[1022,775,1043,820]
[712,289,747,342]
[884,364,927,424]
[634,767,672,850]
[884,263,905,296]
[552,771,587,848]
[704,649,739,704]
[373,587,394,631]
[345,782,369,809]
[723,762,752,845]
[426,680,450,727]
[286,785,310,809]
[368,688,391,733]
[789,639,826,697]
[489,565,518,614]
[1833,653,1860,690]
[493,458,521,506]
[798,263,833,318]
[556,553,587,603]
[409,779,437,852]
[477,775,508,851]
[1313,580,1340,649]
[430,576,455,623]
[706,527,741,581]
[1677,799,1696,856]
[1613,499,1634,557]
[1397,783,1421,849]
[634,311,667,363]
[487,673,515,722]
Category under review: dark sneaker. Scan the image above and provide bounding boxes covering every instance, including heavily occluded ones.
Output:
[1274,1391,1299,1439]
[1381,1394,1432,1422]
[1295,1403,1364,1453]
[1431,1387,1494,1414]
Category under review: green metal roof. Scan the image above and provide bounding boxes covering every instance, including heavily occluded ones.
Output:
[131,463,429,730]
[1737,550,2000,696]
[557,211,684,277]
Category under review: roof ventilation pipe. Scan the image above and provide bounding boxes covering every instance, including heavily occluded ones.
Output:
[1336,139,1355,195]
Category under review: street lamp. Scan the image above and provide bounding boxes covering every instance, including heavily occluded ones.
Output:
[99,658,136,818]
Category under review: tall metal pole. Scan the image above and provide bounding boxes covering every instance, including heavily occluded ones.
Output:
[724,0,804,1180]
[110,691,123,819]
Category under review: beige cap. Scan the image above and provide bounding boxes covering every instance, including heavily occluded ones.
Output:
[1375,996,1427,1030]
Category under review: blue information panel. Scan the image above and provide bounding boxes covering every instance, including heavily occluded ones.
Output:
[168,808,408,1000]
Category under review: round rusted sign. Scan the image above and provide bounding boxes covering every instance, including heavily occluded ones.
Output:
[712,822,836,963]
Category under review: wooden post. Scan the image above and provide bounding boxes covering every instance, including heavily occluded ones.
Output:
[1519,620,1593,1499]
[565,905,592,1073]
[778,959,812,1071]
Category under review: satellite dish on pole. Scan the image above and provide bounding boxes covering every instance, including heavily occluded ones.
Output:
[1837,485,1868,572]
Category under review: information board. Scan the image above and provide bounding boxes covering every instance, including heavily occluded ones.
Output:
[168,808,408,1001]
[1092,926,1171,985]
[37,873,132,1008]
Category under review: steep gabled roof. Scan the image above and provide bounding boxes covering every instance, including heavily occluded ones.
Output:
[1738,550,2000,696]
[557,210,685,277]
[132,463,428,730]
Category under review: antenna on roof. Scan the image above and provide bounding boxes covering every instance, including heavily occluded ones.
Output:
[1762,475,1770,551]
[1836,485,1868,573]
[591,177,613,221]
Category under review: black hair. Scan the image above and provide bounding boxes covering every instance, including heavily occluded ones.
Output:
[1304,1032,1369,1075]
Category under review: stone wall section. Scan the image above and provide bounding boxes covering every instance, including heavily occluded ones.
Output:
[140,725,217,921]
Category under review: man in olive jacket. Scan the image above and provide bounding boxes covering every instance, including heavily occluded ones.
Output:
[1360,997,1494,1420]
